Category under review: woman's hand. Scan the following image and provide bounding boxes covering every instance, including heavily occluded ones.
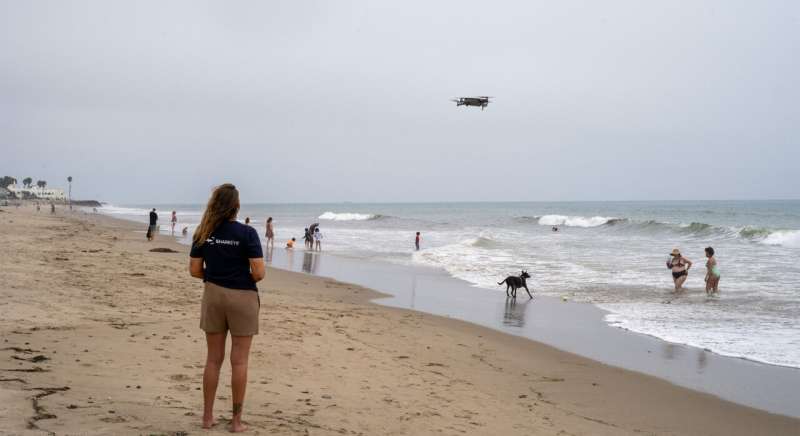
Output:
[250,258,266,282]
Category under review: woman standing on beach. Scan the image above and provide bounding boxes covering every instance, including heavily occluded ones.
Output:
[704,247,720,296]
[171,211,177,235]
[668,248,692,291]
[265,217,274,249]
[189,184,265,432]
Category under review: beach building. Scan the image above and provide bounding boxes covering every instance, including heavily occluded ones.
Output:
[5,184,66,200]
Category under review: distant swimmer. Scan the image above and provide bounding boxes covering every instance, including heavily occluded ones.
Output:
[415,232,421,251]
[552,226,559,232]
[667,248,692,291]
[704,247,720,296]
[286,237,296,249]
[171,210,177,235]
[265,217,274,249]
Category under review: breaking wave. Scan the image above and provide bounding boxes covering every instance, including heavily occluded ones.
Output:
[538,214,617,228]
[760,230,800,248]
[319,211,383,221]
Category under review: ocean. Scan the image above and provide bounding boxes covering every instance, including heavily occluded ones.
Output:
[99,200,800,369]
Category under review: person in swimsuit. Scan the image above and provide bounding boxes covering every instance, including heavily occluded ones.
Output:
[668,248,692,291]
[171,211,177,235]
[704,246,720,296]
[286,237,296,249]
[265,217,274,249]
[189,184,264,432]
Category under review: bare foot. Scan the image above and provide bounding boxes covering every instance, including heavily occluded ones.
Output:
[230,420,247,432]
[202,416,216,429]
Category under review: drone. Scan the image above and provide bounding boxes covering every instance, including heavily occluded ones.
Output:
[451,96,493,110]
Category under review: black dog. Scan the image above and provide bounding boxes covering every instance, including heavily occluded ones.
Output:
[498,270,533,299]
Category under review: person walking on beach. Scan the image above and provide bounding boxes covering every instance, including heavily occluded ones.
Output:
[265,217,274,249]
[148,208,158,241]
[415,232,421,251]
[667,248,692,291]
[189,184,264,432]
[303,227,311,249]
[50,203,55,214]
[314,227,323,251]
[704,247,720,296]
[171,210,177,235]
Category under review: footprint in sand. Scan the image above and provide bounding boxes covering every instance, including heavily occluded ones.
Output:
[169,374,190,382]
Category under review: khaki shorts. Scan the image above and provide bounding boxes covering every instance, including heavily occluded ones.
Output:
[200,282,260,336]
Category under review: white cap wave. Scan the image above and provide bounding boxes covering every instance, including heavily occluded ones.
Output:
[319,211,376,221]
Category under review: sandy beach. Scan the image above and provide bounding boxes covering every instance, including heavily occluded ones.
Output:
[1,206,798,436]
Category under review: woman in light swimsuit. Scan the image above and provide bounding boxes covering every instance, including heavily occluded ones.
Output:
[668,248,692,291]
[704,246,720,296]
[265,217,274,249]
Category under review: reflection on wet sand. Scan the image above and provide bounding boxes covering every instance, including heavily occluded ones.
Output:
[302,251,320,274]
[503,297,530,328]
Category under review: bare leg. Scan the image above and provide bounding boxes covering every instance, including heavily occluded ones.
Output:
[675,274,688,291]
[230,335,253,432]
[203,332,227,429]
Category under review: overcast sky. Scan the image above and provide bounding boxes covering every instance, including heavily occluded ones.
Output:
[2,1,798,203]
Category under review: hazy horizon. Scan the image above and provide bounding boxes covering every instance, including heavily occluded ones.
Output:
[3,1,798,203]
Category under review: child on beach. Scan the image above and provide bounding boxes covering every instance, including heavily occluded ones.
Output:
[415,232,421,250]
[314,227,323,251]
[705,247,720,296]
[286,237,296,249]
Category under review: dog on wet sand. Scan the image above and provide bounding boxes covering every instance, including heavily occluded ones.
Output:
[498,270,533,299]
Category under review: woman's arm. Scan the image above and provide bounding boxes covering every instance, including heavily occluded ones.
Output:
[685,258,693,270]
[250,258,266,282]
[189,257,204,279]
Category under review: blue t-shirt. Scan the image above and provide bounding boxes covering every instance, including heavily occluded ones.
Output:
[189,221,263,291]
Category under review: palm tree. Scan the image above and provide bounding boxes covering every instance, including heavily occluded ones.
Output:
[36,180,46,189]
[67,176,73,209]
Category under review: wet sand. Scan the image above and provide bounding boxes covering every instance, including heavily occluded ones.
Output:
[1,206,798,435]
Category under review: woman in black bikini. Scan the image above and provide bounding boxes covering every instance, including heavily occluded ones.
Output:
[668,248,692,291]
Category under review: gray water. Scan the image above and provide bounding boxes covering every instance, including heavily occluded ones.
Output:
[101,200,800,368]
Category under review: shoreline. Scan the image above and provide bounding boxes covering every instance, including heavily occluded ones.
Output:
[98,205,800,417]
[264,246,800,418]
[1,205,798,435]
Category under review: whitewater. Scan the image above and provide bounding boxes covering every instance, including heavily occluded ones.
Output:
[98,200,800,369]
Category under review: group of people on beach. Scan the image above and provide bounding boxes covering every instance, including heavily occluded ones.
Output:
[667,247,721,296]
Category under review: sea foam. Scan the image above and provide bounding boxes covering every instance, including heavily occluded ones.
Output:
[319,211,379,221]
[538,214,614,228]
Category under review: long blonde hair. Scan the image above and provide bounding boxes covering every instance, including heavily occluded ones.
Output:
[193,184,240,246]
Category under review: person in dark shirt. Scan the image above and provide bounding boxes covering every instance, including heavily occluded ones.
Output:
[148,208,158,241]
[415,232,421,251]
[189,184,265,432]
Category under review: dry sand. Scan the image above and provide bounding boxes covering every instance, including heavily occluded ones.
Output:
[0,206,798,435]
